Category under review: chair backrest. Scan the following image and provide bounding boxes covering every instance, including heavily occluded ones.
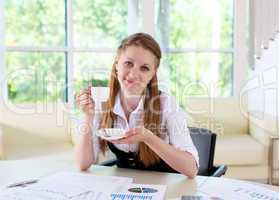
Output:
[188,127,216,176]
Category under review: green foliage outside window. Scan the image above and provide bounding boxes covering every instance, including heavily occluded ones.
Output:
[156,0,234,101]
[5,0,65,47]
[4,0,234,103]
[73,0,127,47]
[5,52,65,103]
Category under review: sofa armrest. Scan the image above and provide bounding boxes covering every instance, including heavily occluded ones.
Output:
[249,113,279,169]
[249,116,276,146]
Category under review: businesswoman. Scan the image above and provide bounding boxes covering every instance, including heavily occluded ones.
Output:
[74,33,199,178]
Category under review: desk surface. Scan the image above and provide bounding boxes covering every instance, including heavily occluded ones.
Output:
[0,159,278,199]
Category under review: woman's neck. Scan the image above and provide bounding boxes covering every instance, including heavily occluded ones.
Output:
[120,91,143,120]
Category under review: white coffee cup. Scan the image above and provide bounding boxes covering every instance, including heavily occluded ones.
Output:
[90,86,109,103]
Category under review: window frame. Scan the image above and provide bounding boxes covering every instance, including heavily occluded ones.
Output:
[0,0,7,105]
[0,0,248,105]
[149,0,248,99]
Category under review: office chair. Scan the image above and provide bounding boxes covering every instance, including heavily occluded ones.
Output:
[100,127,227,177]
[188,127,227,177]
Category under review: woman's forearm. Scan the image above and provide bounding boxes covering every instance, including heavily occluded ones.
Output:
[74,116,95,171]
[144,134,198,178]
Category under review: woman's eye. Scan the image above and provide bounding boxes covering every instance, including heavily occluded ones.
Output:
[124,61,133,67]
[141,66,150,71]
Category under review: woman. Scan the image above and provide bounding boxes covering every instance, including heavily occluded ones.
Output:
[75,33,199,178]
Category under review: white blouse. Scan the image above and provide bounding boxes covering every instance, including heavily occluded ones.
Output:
[89,92,199,166]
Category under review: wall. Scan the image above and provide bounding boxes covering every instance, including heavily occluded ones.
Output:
[245,33,279,184]
[246,34,279,134]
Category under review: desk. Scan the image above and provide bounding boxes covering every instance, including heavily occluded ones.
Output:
[0,159,279,199]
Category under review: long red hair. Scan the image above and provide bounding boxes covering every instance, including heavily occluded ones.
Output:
[99,33,162,166]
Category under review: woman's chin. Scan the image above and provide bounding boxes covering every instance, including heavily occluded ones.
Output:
[123,87,142,96]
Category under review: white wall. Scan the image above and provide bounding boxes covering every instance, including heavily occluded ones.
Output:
[245,33,279,183]
[245,33,279,133]
[234,0,249,97]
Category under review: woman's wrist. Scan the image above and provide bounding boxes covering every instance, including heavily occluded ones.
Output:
[78,114,94,135]
[143,130,156,145]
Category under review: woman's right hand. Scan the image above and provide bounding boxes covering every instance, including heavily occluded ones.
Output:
[75,86,95,118]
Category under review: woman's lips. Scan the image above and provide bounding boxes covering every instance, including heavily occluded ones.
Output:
[124,79,134,85]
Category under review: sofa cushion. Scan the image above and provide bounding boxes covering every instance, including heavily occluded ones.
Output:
[224,165,269,181]
[0,103,72,143]
[185,98,248,136]
[3,143,73,160]
[214,134,267,165]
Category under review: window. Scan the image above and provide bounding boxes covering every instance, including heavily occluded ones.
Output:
[2,0,242,105]
[4,0,130,103]
[72,0,129,95]
[5,0,66,103]
[155,0,234,102]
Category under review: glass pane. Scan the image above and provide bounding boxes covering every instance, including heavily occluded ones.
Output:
[73,0,128,48]
[164,53,233,104]
[155,0,234,49]
[4,0,65,47]
[73,53,114,92]
[5,52,65,103]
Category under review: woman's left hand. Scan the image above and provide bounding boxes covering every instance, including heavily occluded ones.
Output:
[111,127,153,144]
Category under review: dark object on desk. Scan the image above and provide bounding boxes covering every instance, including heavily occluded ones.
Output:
[100,127,227,177]
[6,179,38,188]
[182,195,223,200]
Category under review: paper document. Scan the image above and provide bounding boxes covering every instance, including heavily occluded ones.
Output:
[198,178,279,200]
[0,171,133,200]
[111,183,167,200]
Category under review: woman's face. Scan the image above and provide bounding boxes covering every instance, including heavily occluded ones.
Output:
[116,45,157,96]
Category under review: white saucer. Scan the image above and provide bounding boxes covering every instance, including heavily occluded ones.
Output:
[96,128,126,140]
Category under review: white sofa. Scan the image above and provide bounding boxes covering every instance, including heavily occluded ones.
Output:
[0,102,74,161]
[181,98,273,182]
[0,98,278,183]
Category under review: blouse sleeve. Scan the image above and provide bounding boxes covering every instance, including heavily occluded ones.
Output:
[163,94,200,167]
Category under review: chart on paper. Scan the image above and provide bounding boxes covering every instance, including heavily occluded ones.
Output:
[0,172,133,200]
[0,187,105,200]
[111,193,153,200]
[111,184,166,200]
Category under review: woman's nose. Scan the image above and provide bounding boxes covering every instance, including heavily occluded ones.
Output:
[127,67,140,79]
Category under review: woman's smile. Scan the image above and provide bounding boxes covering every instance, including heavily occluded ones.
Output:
[124,78,136,86]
